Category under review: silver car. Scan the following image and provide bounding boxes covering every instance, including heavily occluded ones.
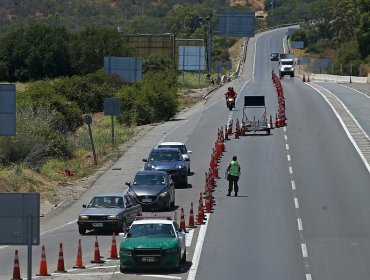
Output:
[157,142,192,174]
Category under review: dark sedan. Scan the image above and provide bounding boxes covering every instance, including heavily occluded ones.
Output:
[270,52,279,61]
[126,170,175,211]
[143,148,189,187]
[77,193,142,235]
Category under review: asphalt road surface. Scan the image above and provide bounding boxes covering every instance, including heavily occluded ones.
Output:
[0,27,369,280]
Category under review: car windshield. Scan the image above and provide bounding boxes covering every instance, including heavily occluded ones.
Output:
[128,224,175,238]
[133,174,166,185]
[150,151,181,161]
[88,196,124,208]
[158,145,186,154]
[282,61,293,65]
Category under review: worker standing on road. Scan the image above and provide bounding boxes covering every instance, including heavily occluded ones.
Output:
[226,155,241,196]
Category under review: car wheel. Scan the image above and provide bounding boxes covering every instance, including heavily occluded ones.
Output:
[78,226,86,235]
[120,265,127,273]
[182,176,188,188]
[181,248,186,264]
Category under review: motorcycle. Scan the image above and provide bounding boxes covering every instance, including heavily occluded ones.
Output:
[226,97,235,110]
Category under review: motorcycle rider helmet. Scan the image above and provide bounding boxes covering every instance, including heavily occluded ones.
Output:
[228,87,231,91]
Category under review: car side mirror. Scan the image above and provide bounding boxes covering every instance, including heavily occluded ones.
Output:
[82,204,87,208]
[185,158,190,162]
[142,158,148,162]
[188,151,192,154]
[125,181,131,186]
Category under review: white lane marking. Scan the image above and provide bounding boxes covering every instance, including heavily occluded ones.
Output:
[158,118,190,145]
[301,243,308,258]
[289,166,293,174]
[294,197,299,209]
[205,99,222,110]
[291,180,296,190]
[306,274,313,280]
[187,213,210,280]
[341,84,370,100]
[283,126,287,132]
[186,229,194,247]
[287,154,291,161]
[41,220,77,235]
[252,37,258,79]
[286,144,289,150]
[307,83,370,173]
[142,275,182,279]
[284,135,288,140]
[52,272,115,277]
[283,35,288,53]
[297,218,303,231]
[89,265,117,270]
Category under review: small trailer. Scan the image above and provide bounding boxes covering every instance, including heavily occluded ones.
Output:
[242,96,271,135]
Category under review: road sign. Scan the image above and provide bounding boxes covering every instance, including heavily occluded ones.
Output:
[215,61,223,73]
[104,57,142,83]
[178,46,206,71]
[297,56,311,65]
[104,98,121,116]
[0,193,40,245]
[218,12,255,37]
[291,41,304,49]
[0,84,16,136]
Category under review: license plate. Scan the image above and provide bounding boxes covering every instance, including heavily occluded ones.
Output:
[142,257,155,262]
[142,198,152,203]
[92,223,103,227]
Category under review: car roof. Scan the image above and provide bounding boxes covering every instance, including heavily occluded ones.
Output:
[158,142,185,146]
[132,219,174,225]
[135,170,167,176]
[151,147,181,153]
[92,193,125,198]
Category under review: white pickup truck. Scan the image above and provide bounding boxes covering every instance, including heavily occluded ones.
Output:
[279,53,294,78]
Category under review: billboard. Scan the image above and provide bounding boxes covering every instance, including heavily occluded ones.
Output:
[291,41,304,49]
[178,46,206,71]
[218,12,255,37]
[104,57,142,83]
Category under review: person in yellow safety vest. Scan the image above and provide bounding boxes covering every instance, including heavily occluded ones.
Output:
[226,155,241,196]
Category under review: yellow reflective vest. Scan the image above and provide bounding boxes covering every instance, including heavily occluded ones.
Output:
[229,161,240,176]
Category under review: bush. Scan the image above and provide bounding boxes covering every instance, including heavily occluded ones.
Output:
[52,70,114,113]
[17,80,83,133]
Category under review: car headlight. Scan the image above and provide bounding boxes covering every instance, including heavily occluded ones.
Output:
[166,247,178,254]
[159,191,169,197]
[79,215,89,220]
[108,215,118,220]
[178,165,183,169]
[120,248,132,256]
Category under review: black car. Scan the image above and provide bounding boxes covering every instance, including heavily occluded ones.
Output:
[126,170,175,211]
[77,193,142,235]
[143,148,189,187]
[270,52,279,61]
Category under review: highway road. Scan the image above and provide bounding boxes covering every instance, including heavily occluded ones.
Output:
[0,27,369,280]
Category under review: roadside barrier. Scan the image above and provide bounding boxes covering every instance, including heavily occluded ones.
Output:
[108,233,119,260]
[91,236,105,264]
[11,250,22,280]
[55,243,67,273]
[36,245,51,276]
[73,239,86,269]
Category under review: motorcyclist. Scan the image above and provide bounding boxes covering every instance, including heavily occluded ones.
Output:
[225,87,237,100]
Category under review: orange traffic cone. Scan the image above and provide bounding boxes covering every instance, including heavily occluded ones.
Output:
[91,236,105,263]
[179,208,186,231]
[302,74,306,82]
[205,195,212,213]
[73,239,86,269]
[188,203,196,228]
[108,233,119,260]
[11,250,22,280]
[36,245,51,276]
[196,199,204,225]
[173,210,177,223]
[55,243,67,273]
[307,75,310,82]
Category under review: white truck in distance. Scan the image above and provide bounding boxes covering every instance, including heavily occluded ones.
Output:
[279,53,294,78]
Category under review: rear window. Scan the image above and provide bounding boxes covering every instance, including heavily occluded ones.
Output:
[150,151,181,161]
[158,145,186,154]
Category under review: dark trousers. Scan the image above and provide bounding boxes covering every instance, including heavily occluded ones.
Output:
[228,175,239,193]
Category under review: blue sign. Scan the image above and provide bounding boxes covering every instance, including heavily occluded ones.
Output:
[291,41,304,49]
[104,98,121,117]
[218,12,255,37]
[0,84,16,136]
[297,56,311,65]
[215,61,223,73]
[178,46,206,71]
[104,57,142,83]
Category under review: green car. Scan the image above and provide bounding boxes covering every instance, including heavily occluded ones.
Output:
[119,218,186,272]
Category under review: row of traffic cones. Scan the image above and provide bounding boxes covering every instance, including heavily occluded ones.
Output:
[11,234,119,279]
[272,72,287,127]
[302,73,310,82]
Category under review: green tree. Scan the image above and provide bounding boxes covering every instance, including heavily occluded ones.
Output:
[355,0,370,58]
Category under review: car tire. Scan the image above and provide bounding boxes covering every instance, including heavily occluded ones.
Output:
[78,226,86,235]
[182,176,188,188]
[181,248,186,264]
[120,265,127,273]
